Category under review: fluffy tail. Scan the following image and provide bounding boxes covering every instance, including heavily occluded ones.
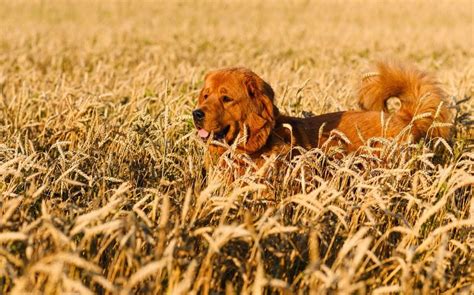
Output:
[358,62,452,140]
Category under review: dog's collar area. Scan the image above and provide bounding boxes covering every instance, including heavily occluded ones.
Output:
[266,123,295,146]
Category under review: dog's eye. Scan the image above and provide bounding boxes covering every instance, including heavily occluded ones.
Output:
[203,94,208,100]
[222,96,233,103]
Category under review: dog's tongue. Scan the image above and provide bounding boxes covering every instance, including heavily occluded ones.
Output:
[198,129,210,138]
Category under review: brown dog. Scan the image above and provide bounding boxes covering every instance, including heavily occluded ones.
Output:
[193,62,452,168]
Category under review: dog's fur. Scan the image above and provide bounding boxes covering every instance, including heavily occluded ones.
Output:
[193,62,452,168]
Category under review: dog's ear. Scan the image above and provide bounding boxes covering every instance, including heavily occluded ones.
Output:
[241,72,278,153]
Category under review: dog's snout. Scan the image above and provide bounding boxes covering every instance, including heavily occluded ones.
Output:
[193,109,205,121]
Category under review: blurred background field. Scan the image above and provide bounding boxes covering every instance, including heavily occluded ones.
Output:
[0,0,473,294]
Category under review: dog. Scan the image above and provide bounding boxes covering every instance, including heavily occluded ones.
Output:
[193,62,452,169]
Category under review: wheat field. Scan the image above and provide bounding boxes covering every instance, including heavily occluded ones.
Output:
[0,0,473,294]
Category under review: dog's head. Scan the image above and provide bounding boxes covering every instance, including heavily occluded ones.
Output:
[193,68,277,153]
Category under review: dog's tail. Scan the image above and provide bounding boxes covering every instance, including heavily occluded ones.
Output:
[358,62,452,140]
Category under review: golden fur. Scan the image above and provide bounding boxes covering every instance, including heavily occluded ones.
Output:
[192,62,452,168]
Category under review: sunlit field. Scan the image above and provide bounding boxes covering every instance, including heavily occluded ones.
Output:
[0,0,473,294]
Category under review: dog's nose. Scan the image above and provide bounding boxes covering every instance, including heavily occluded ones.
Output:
[193,109,205,121]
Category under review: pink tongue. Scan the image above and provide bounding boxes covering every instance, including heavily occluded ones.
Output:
[198,129,210,138]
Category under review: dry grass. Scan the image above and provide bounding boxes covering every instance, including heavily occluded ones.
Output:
[0,0,473,294]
